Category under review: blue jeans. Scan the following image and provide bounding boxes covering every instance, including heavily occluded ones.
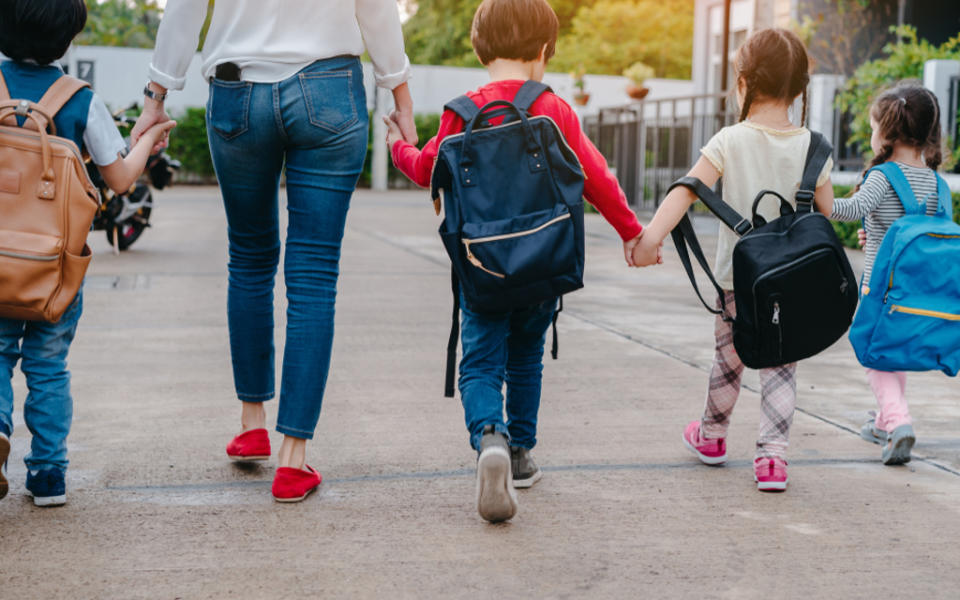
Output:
[206,57,369,439]
[458,297,558,451]
[0,290,83,471]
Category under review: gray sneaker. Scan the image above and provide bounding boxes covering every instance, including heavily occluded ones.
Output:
[475,426,517,522]
[860,420,888,446]
[510,446,543,489]
[882,424,916,465]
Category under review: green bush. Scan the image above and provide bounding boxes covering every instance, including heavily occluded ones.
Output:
[836,26,960,164]
[167,107,215,180]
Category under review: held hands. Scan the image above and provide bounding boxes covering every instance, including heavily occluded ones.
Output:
[857,228,866,248]
[390,108,418,146]
[131,100,172,154]
[140,119,177,148]
[631,232,664,267]
[383,115,405,149]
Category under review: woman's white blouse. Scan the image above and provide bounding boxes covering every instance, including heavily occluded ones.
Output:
[149,0,411,90]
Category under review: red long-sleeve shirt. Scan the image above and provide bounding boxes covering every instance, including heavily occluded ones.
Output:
[390,80,643,241]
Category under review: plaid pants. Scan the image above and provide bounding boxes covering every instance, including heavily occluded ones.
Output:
[700,291,797,459]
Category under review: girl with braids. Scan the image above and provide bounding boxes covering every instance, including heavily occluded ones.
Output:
[831,82,945,466]
[633,28,834,491]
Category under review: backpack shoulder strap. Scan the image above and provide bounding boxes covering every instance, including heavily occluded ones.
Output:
[867,162,922,215]
[512,80,551,113]
[669,176,752,235]
[36,75,90,119]
[444,95,480,124]
[935,173,953,220]
[796,131,833,209]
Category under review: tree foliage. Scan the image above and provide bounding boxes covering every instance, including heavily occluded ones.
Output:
[76,0,163,48]
[836,26,960,158]
[795,0,898,75]
[403,0,693,78]
[549,0,693,78]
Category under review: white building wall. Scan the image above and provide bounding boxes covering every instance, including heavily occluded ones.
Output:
[60,46,693,116]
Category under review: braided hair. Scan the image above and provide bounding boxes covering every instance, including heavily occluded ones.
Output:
[734,28,810,125]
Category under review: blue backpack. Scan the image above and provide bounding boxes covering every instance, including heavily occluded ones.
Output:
[430,81,586,396]
[848,162,960,375]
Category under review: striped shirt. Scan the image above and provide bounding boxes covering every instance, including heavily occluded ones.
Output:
[831,162,940,282]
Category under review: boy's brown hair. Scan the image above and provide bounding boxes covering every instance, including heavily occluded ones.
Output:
[735,28,810,124]
[471,0,559,66]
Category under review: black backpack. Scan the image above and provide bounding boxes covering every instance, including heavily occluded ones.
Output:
[669,131,858,369]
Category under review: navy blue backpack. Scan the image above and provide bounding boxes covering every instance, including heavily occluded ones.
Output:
[430,81,586,396]
[848,162,960,375]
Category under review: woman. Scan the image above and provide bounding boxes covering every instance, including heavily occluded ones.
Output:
[132,0,417,502]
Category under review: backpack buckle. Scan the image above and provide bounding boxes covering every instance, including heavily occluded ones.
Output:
[734,218,753,235]
[14,100,29,116]
[795,189,815,203]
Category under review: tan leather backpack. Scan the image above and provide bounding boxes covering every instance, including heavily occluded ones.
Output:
[0,72,100,322]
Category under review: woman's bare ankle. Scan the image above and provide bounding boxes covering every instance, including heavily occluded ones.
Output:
[240,401,267,431]
[277,436,307,469]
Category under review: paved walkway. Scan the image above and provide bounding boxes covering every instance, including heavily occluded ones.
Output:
[1,187,957,599]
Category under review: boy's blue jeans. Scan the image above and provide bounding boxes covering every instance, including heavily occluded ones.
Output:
[205,57,368,440]
[458,296,557,452]
[0,290,82,471]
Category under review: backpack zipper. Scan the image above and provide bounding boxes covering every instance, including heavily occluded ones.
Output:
[0,249,57,261]
[462,212,571,279]
[888,305,960,321]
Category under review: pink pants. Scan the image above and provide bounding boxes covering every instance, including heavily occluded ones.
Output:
[866,369,911,432]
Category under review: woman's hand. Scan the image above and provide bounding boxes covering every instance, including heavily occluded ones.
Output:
[390,82,418,145]
[131,83,171,153]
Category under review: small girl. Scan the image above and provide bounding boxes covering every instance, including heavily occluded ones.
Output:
[830,83,944,465]
[632,28,834,491]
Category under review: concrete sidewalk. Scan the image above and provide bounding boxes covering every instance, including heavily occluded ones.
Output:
[1,187,957,599]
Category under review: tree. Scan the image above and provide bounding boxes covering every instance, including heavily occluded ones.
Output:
[403,0,480,67]
[836,25,960,158]
[550,0,693,78]
[76,0,163,48]
[403,0,694,77]
[796,0,898,76]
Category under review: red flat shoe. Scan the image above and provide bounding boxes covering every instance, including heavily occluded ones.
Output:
[272,465,322,503]
[226,428,271,461]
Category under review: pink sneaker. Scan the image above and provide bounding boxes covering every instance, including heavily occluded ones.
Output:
[682,420,726,465]
[754,457,788,492]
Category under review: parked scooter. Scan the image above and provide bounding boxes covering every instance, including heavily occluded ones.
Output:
[86,103,181,252]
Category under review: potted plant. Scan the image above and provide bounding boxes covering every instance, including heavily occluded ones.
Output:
[623,62,654,101]
[571,65,590,106]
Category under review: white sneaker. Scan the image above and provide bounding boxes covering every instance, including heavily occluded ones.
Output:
[475,426,517,523]
[0,432,9,500]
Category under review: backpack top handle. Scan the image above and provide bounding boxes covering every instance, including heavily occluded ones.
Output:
[749,190,794,228]
[458,100,547,186]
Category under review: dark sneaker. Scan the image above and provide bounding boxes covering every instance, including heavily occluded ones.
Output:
[26,468,66,507]
[475,425,517,522]
[0,432,9,500]
[882,424,915,466]
[510,446,542,489]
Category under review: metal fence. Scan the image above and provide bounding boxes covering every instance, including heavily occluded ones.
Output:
[583,93,737,210]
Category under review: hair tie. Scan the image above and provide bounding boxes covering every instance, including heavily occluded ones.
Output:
[899,97,907,105]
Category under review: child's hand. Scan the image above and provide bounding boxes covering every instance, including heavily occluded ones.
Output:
[632,235,663,267]
[857,228,866,247]
[140,120,177,150]
[623,233,642,266]
[383,115,405,149]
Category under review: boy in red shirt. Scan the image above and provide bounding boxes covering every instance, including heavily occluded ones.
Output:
[385,0,646,523]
